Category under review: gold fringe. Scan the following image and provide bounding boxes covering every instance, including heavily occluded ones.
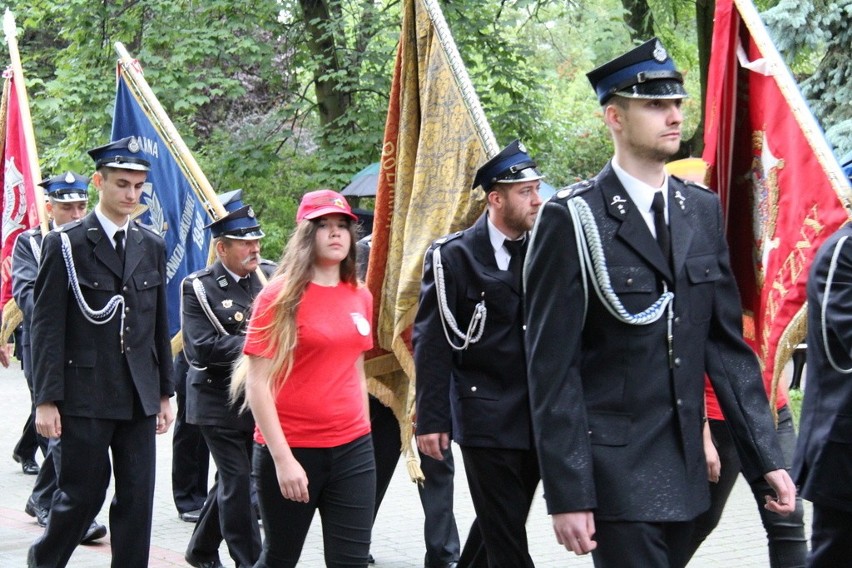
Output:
[171,332,183,358]
[769,303,808,425]
[0,299,23,344]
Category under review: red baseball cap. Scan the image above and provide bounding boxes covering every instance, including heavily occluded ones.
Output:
[296,189,358,223]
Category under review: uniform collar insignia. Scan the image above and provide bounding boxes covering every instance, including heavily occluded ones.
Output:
[674,190,686,210]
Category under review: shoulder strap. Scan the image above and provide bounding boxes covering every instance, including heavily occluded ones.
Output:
[192,277,229,336]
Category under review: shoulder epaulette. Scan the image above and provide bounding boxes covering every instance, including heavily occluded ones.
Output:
[671,174,712,193]
[54,220,84,233]
[186,266,213,281]
[133,218,165,236]
[555,178,595,201]
[432,230,464,249]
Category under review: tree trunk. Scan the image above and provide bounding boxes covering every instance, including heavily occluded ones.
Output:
[620,0,655,41]
[299,0,349,138]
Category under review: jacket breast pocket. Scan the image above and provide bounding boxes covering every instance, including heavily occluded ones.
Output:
[685,254,721,323]
[587,411,631,447]
[133,271,162,313]
[77,272,117,293]
[609,266,656,313]
[466,283,515,324]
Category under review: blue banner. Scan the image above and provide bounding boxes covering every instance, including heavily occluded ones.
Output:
[111,73,211,338]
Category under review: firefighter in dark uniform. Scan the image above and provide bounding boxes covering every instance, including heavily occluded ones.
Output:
[414,140,543,568]
[524,38,796,567]
[183,189,274,568]
[28,137,175,568]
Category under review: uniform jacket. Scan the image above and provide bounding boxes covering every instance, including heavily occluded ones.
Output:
[182,259,275,431]
[414,213,532,450]
[793,222,852,513]
[524,162,784,521]
[11,227,44,379]
[31,212,175,419]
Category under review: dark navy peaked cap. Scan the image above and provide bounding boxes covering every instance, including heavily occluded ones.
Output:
[587,38,688,105]
[88,136,151,171]
[39,171,90,202]
[205,189,265,240]
[472,139,543,192]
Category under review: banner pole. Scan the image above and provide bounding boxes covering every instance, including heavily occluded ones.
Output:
[3,9,48,235]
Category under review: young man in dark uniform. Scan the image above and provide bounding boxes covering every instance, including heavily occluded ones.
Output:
[524,39,795,567]
[414,140,543,568]
[28,137,175,568]
[183,189,274,568]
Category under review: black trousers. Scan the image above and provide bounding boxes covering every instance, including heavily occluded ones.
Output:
[687,405,806,567]
[460,446,539,568]
[808,503,852,568]
[253,434,376,568]
[30,437,59,511]
[592,520,695,568]
[171,353,209,514]
[187,425,260,568]
[28,413,155,568]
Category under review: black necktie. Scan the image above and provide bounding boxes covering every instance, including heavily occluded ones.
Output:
[651,191,670,263]
[114,229,125,264]
[238,276,252,295]
[504,238,526,289]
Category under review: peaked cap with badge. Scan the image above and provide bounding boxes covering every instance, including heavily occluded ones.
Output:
[472,139,543,192]
[87,136,151,171]
[586,37,688,105]
[205,189,265,240]
[39,171,90,203]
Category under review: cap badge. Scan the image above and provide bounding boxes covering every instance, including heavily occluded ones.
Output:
[247,207,255,218]
[352,312,370,336]
[128,137,141,153]
[222,299,233,308]
[333,197,345,209]
[234,311,244,322]
[653,40,667,63]
[64,172,75,184]
[518,141,527,153]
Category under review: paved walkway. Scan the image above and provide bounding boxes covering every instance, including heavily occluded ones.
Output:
[0,362,809,566]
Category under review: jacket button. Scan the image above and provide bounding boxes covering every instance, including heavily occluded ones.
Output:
[674,357,682,367]
[67,359,73,364]
[626,278,633,286]
[676,398,683,406]
[471,386,477,392]
[143,281,148,286]
[674,317,681,326]
[123,286,129,292]
[705,268,710,276]
[206,378,212,384]
[125,307,130,313]
[93,282,99,287]
[522,324,527,331]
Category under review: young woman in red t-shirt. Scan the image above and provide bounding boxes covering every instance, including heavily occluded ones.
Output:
[232,190,375,567]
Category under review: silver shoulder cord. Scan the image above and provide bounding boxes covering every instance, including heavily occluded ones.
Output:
[29,235,42,265]
[192,277,229,336]
[821,234,852,374]
[567,196,674,326]
[432,246,487,351]
[59,232,127,352]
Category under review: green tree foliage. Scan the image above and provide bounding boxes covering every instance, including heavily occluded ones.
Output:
[763,0,852,156]
[11,0,843,258]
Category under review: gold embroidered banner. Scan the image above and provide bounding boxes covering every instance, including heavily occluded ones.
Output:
[365,0,488,473]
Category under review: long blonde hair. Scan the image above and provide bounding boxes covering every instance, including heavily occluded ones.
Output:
[230,216,359,405]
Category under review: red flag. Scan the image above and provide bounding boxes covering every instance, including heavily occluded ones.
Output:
[703,0,852,406]
[0,70,40,310]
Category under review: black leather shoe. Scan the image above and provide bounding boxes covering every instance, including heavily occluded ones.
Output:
[24,496,48,527]
[185,552,224,568]
[80,520,107,544]
[179,508,202,523]
[13,453,40,475]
